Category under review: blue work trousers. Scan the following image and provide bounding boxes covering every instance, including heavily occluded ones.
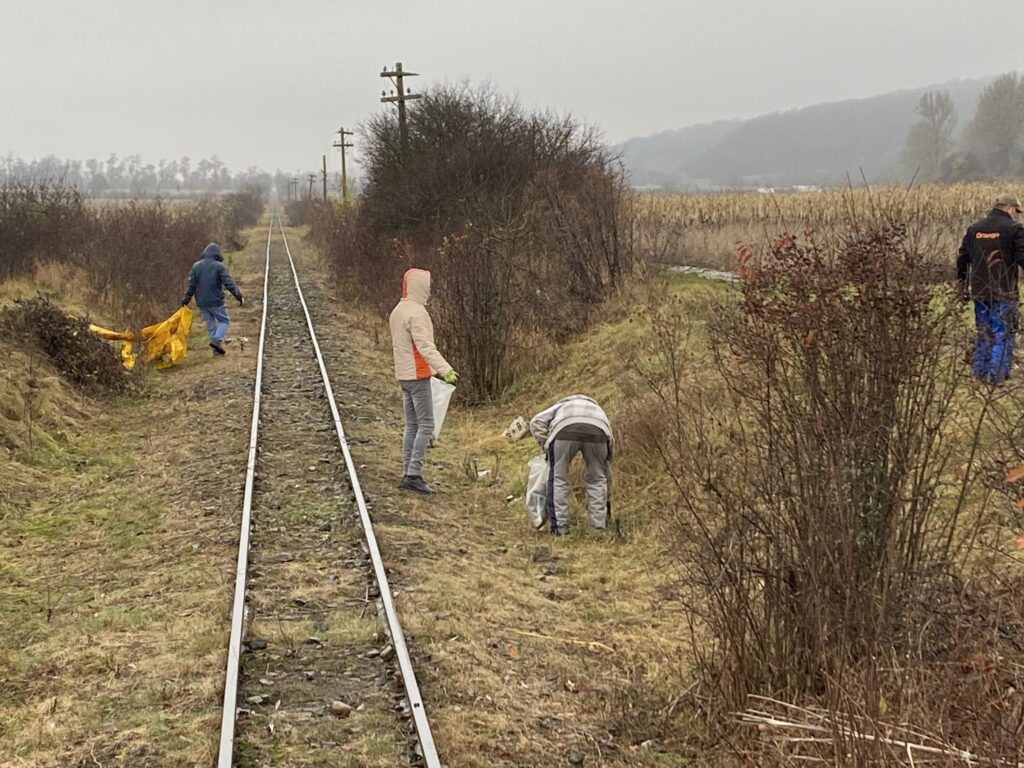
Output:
[199,305,230,344]
[972,299,1017,384]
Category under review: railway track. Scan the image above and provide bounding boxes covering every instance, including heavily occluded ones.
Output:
[216,214,440,767]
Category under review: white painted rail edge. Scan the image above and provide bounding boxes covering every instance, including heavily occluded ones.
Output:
[217,214,274,768]
[277,221,442,768]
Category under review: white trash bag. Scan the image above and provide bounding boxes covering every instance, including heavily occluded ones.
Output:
[430,377,456,441]
[525,454,549,529]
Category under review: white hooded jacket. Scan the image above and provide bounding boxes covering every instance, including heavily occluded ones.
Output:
[388,268,453,381]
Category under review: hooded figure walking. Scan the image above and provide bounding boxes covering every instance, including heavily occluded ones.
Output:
[181,242,243,356]
[389,268,458,494]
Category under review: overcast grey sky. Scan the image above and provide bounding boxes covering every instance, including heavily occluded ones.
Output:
[1,0,1016,176]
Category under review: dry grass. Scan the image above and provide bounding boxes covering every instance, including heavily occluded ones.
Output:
[0,223,268,767]
[1,218,738,766]
[294,233,735,766]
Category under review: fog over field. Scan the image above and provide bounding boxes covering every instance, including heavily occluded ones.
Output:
[1,0,1013,176]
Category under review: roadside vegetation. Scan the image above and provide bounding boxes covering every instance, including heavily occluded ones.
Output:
[308,82,643,403]
[304,90,1024,764]
[0,180,263,324]
[3,91,1023,764]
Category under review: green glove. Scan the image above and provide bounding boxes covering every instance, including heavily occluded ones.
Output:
[443,370,459,385]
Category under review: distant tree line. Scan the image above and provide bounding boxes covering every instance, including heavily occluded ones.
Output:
[0,153,296,196]
[903,72,1024,181]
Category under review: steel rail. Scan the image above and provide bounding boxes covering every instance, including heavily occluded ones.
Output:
[217,214,274,768]
[276,220,442,768]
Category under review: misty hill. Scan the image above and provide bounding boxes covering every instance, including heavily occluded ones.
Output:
[619,77,991,189]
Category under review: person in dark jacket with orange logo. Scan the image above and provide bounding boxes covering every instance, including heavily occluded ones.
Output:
[956,194,1024,383]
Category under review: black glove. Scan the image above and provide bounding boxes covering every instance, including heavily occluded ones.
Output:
[181,301,189,307]
[237,295,245,306]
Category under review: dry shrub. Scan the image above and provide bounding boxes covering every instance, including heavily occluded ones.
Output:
[311,83,637,402]
[0,180,93,280]
[633,204,1024,764]
[1,180,263,323]
[1,297,140,394]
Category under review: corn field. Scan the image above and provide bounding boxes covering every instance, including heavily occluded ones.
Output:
[633,182,1011,269]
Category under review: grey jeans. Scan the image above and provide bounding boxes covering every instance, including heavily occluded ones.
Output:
[546,425,610,533]
[400,378,434,477]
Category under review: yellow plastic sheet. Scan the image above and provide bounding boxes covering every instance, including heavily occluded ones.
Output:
[89,306,193,371]
[88,324,138,369]
[140,306,193,369]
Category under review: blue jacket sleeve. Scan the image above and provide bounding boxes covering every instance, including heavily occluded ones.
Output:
[218,263,242,301]
[181,265,197,305]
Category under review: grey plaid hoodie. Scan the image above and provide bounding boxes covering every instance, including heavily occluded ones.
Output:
[530,395,613,456]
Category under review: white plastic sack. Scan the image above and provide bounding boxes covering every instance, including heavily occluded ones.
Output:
[525,454,549,529]
[430,377,456,441]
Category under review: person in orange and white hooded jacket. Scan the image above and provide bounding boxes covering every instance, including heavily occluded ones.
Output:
[389,268,458,494]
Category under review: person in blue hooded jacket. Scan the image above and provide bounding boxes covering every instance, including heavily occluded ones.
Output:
[181,242,243,355]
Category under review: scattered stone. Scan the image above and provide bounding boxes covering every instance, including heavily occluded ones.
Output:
[380,644,395,661]
[246,638,268,651]
[330,700,353,718]
[569,754,585,766]
[365,649,380,659]
[305,670,315,680]
[259,678,274,686]
[317,519,333,532]
[293,597,308,606]
[640,740,663,752]
[495,545,508,554]
[246,694,268,705]
[273,552,295,563]
[543,563,559,576]
[305,636,323,646]
[531,546,552,563]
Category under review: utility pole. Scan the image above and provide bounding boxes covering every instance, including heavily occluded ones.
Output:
[307,173,316,200]
[333,126,354,203]
[321,155,328,202]
[290,177,299,201]
[380,62,422,153]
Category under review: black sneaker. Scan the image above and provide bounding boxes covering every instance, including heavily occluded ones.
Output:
[210,341,226,355]
[401,475,435,494]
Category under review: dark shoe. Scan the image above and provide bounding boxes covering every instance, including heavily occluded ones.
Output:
[398,475,410,489]
[401,475,435,494]
[210,341,226,355]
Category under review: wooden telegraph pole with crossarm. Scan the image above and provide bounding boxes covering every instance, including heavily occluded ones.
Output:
[380,62,422,154]
[333,127,354,202]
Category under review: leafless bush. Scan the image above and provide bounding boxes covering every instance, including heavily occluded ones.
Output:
[632,206,1024,764]
[1,179,262,323]
[312,82,637,400]
[0,180,92,280]
[1,297,140,394]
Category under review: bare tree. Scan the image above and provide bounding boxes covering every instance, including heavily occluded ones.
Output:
[965,72,1024,174]
[901,90,957,180]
